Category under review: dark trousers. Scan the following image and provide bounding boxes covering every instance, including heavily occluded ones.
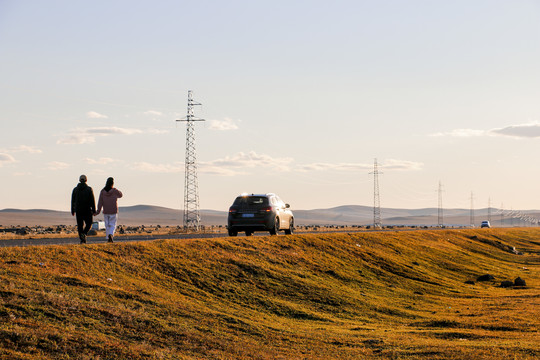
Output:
[76,211,93,236]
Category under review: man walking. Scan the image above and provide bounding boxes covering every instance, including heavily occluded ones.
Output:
[71,174,96,244]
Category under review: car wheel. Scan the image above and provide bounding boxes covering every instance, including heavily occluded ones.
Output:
[228,230,238,237]
[284,218,294,235]
[245,231,253,236]
[269,217,279,235]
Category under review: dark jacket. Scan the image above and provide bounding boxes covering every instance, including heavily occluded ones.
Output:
[71,183,96,215]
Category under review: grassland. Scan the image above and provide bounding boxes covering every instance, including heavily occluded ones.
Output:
[0,228,538,359]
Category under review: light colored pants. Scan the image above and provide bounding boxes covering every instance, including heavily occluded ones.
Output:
[104,214,118,238]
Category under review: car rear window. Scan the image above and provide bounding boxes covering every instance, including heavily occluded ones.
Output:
[233,196,269,208]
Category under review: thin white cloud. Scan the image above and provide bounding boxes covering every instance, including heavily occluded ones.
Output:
[0,145,42,154]
[430,129,487,137]
[134,162,246,176]
[491,122,540,138]
[85,157,118,165]
[133,151,293,176]
[133,162,183,173]
[297,159,423,172]
[85,127,142,135]
[204,151,293,171]
[199,166,244,176]
[132,153,423,179]
[46,161,70,170]
[430,121,540,139]
[147,128,169,135]
[144,110,163,116]
[0,153,16,166]
[208,117,239,131]
[8,145,42,154]
[381,159,423,171]
[57,134,96,145]
[57,127,143,145]
[297,162,372,172]
[87,111,108,119]
[133,154,421,176]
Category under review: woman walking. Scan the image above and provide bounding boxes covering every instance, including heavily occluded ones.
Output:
[96,177,123,243]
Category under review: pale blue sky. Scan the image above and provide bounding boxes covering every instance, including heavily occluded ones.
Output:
[1,0,540,212]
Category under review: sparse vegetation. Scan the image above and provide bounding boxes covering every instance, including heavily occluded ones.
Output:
[0,228,538,359]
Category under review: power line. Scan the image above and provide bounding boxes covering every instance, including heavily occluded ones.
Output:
[511,207,514,226]
[176,90,205,231]
[495,207,540,227]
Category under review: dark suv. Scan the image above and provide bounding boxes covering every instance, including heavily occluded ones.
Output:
[227,193,294,236]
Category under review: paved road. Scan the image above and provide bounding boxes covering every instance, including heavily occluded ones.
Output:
[0,229,382,247]
[0,233,231,247]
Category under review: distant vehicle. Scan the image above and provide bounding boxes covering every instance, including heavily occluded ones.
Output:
[92,221,105,230]
[481,220,491,228]
[227,193,294,236]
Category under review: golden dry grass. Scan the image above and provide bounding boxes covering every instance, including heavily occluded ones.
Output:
[0,228,538,359]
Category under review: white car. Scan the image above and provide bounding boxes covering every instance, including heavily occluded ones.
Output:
[480,220,491,228]
[92,221,105,230]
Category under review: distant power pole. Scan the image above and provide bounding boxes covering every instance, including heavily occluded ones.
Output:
[176,90,205,231]
[469,192,475,228]
[488,197,492,223]
[510,207,514,227]
[371,158,382,228]
[437,181,444,227]
[500,203,504,227]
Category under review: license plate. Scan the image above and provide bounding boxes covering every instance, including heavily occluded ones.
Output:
[242,213,255,218]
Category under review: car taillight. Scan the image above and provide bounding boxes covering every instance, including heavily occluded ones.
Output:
[229,207,237,213]
[259,206,272,213]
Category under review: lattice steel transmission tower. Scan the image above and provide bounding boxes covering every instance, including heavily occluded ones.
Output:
[488,197,492,223]
[371,159,382,228]
[500,203,504,227]
[437,181,444,227]
[469,192,475,228]
[176,90,205,231]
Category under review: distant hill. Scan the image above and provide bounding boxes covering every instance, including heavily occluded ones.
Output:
[0,206,226,227]
[1,205,538,227]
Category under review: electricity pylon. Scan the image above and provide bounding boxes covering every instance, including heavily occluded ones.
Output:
[437,181,444,227]
[470,192,475,228]
[500,203,504,227]
[370,159,382,228]
[176,90,204,231]
[488,197,492,223]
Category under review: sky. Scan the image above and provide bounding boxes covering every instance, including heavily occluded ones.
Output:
[1,0,540,212]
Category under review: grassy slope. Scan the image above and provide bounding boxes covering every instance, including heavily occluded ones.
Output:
[0,229,538,359]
